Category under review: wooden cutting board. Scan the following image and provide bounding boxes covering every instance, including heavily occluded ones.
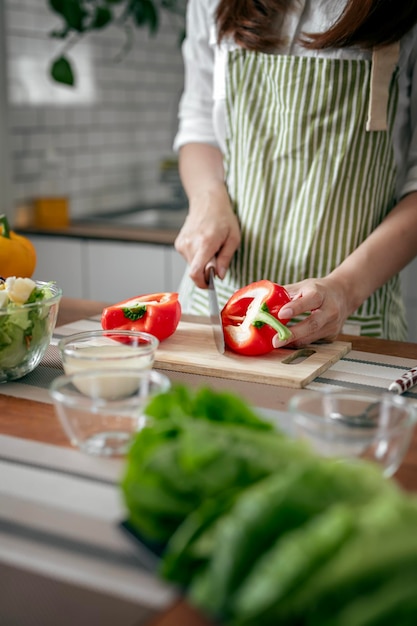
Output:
[155,321,351,388]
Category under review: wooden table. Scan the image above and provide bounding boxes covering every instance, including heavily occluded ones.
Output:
[1,297,417,626]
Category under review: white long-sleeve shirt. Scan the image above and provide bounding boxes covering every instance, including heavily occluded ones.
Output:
[174,0,417,200]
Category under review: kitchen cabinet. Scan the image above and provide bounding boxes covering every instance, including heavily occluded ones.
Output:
[30,235,86,298]
[85,240,166,300]
[28,234,187,301]
[167,246,187,291]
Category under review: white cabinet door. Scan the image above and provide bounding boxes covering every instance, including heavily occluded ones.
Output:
[26,236,184,302]
[165,247,187,292]
[85,240,166,301]
[28,235,85,299]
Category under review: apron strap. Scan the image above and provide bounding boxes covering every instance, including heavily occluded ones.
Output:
[366,41,400,131]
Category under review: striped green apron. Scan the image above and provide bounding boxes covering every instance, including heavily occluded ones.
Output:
[180,49,407,340]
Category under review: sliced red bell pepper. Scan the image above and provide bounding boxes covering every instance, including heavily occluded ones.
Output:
[101,292,181,342]
[221,280,292,356]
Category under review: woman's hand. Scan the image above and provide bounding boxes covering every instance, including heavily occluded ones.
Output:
[175,143,241,288]
[175,183,241,288]
[273,276,352,347]
[274,191,417,346]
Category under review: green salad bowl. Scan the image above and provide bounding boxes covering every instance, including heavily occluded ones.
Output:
[0,281,62,383]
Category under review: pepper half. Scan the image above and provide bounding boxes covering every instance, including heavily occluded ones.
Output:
[101,292,181,342]
[221,280,292,356]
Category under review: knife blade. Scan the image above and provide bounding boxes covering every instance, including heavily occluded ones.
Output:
[205,260,225,354]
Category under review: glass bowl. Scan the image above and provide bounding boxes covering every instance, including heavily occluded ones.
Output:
[288,389,417,477]
[0,281,62,383]
[49,368,171,457]
[58,329,159,376]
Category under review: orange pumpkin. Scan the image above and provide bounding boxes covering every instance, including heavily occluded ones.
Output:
[0,214,36,278]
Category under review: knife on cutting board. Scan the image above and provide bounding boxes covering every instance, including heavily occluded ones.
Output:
[204,259,225,354]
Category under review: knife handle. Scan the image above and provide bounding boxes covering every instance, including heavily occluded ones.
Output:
[204,258,216,285]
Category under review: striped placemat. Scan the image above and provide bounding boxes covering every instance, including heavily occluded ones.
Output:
[2,317,417,409]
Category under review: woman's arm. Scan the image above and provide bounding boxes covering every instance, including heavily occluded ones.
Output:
[173,1,241,288]
[175,143,241,288]
[276,191,417,346]
[277,31,417,346]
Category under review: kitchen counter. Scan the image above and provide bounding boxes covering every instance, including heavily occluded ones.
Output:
[17,205,188,246]
[18,221,179,246]
[1,298,417,626]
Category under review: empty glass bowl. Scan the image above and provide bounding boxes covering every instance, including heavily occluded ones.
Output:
[288,389,417,477]
[50,368,171,457]
[58,329,159,377]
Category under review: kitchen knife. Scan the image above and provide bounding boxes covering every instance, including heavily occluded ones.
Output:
[205,259,225,354]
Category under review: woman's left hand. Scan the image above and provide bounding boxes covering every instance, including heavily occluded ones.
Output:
[273,276,352,347]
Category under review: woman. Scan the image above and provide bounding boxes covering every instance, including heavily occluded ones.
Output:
[173,0,417,346]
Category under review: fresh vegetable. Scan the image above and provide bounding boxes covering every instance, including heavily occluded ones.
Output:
[121,385,417,626]
[189,459,396,619]
[101,291,181,341]
[0,214,37,278]
[121,385,312,543]
[221,280,292,356]
[244,493,417,626]
[0,277,57,372]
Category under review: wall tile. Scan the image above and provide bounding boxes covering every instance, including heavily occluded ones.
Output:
[6,0,185,218]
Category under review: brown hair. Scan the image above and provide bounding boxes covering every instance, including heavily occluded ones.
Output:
[216,0,417,51]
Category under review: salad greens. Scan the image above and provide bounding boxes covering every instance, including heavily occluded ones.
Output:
[0,277,56,372]
[121,384,417,626]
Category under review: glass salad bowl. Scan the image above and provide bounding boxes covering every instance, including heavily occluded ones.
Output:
[0,280,62,383]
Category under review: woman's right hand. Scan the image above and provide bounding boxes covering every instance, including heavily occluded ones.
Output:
[175,144,241,289]
[175,182,241,288]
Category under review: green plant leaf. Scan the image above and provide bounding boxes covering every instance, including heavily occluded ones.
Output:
[46,0,186,85]
[48,0,88,32]
[132,0,159,34]
[50,56,75,86]
[90,5,112,29]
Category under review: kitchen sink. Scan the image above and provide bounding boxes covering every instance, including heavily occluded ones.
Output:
[113,208,187,230]
[78,205,188,231]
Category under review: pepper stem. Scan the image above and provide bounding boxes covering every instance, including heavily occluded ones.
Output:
[252,304,292,341]
[0,214,10,239]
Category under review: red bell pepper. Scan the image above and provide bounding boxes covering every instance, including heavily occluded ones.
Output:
[221,280,292,356]
[101,292,181,342]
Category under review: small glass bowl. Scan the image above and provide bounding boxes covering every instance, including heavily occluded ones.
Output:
[0,281,62,383]
[50,368,171,457]
[288,389,417,477]
[58,329,159,377]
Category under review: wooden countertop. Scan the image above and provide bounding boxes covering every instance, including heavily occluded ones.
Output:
[2,297,417,626]
[17,221,179,246]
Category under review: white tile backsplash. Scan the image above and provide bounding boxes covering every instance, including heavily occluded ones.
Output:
[5,0,185,217]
